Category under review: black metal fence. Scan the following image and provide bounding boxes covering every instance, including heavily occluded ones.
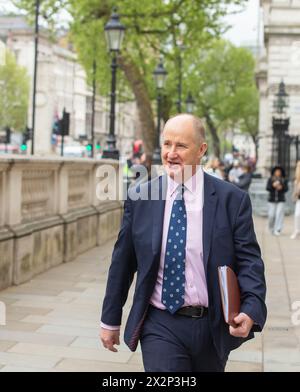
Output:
[271,117,300,178]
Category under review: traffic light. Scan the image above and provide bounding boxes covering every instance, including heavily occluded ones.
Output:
[96,142,101,151]
[21,127,31,152]
[61,108,70,136]
[22,127,31,142]
[52,109,70,136]
[86,144,92,152]
[5,126,11,144]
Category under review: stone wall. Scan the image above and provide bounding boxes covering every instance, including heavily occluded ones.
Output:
[0,156,123,290]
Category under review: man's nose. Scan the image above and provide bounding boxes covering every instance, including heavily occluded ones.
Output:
[168,151,178,160]
[168,145,178,156]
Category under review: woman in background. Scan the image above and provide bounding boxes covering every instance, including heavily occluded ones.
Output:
[291,161,300,239]
[266,166,289,236]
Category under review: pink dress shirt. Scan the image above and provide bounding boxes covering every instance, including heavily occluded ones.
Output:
[101,166,209,330]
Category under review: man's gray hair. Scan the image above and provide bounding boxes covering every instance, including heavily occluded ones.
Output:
[166,113,206,144]
[192,115,206,142]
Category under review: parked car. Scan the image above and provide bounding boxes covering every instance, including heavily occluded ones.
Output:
[0,144,20,154]
[57,144,85,157]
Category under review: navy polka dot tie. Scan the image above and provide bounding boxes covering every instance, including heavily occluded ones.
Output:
[161,185,187,314]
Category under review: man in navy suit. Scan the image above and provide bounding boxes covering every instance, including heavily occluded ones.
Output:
[100,114,267,372]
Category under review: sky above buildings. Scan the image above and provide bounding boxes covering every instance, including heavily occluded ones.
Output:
[223,0,261,46]
[0,0,261,47]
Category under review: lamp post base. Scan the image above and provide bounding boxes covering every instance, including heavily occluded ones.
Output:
[102,149,120,160]
[102,134,119,160]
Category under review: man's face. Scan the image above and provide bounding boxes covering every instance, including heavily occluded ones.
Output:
[161,116,207,181]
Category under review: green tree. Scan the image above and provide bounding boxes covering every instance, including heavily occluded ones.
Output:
[185,40,259,158]
[0,49,29,131]
[14,0,246,155]
[238,86,259,159]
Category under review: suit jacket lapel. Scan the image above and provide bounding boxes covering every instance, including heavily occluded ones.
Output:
[203,172,218,275]
[152,174,167,256]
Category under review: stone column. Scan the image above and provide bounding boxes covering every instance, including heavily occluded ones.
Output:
[57,161,69,215]
[0,161,10,227]
[5,162,22,226]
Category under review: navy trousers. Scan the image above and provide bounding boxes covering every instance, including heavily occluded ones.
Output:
[139,305,228,372]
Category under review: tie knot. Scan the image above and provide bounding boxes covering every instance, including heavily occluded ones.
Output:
[176,184,185,200]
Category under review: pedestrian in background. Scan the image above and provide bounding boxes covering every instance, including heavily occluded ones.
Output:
[228,159,243,184]
[290,161,300,239]
[233,163,252,192]
[266,166,289,236]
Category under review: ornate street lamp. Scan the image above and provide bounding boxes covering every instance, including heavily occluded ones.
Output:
[273,80,289,115]
[272,80,290,176]
[153,57,168,89]
[102,9,125,160]
[152,57,168,165]
[185,92,195,114]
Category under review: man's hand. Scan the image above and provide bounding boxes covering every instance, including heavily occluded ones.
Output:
[229,312,254,338]
[100,328,120,352]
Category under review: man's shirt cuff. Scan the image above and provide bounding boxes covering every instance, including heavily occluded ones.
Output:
[100,322,121,331]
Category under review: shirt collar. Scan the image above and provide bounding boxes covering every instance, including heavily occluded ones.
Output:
[167,165,204,198]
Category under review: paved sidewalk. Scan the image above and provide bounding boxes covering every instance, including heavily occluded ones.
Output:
[0,216,299,372]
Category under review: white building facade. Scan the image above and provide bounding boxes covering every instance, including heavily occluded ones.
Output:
[0,16,138,156]
[256,0,300,176]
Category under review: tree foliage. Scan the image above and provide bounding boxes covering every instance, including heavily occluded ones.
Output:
[185,40,259,157]
[0,48,30,131]
[13,0,251,155]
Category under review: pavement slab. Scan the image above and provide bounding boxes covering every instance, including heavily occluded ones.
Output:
[0,216,299,372]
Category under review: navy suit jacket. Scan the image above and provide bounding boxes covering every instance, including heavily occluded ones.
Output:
[101,172,267,359]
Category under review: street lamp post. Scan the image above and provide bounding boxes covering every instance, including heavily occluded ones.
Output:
[185,92,195,114]
[90,58,96,158]
[31,0,40,155]
[176,42,185,113]
[102,9,125,160]
[152,58,167,165]
[0,36,6,66]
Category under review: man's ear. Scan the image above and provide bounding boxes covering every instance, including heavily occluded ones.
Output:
[199,142,208,159]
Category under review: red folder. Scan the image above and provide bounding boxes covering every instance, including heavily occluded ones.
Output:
[218,265,241,328]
